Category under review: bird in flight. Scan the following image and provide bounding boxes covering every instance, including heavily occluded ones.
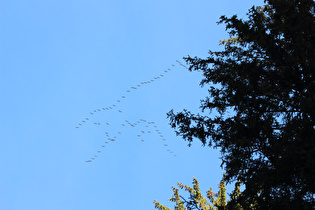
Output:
[75,61,189,163]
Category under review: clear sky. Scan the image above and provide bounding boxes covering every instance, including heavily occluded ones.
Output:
[1,1,263,209]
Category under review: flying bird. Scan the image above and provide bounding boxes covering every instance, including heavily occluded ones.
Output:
[77,62,184,162]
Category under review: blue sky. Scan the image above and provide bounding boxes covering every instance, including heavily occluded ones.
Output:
[1,1,263,209]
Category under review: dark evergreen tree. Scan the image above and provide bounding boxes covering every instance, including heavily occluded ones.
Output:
[167,0,315,209]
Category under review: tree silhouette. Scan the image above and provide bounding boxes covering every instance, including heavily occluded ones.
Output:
[167,0,315,209]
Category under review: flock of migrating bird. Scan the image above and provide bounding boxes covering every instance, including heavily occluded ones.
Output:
[75,60,189,163]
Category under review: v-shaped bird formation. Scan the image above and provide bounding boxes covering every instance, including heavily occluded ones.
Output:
[75,60,189,163]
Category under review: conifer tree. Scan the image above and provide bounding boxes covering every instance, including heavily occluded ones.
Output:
[214,177,227,210]
[229,180,243,210]
[167,0,315,208]
[154,176,230,210]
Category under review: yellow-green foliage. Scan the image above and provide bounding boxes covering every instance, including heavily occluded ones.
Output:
[219,37,240,46]
[153,200,172,210]
[154,176,232,210]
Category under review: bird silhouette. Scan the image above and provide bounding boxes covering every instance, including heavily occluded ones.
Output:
[75,60,190,163]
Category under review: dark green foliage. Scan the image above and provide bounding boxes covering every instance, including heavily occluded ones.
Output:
[167,0,315,209]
